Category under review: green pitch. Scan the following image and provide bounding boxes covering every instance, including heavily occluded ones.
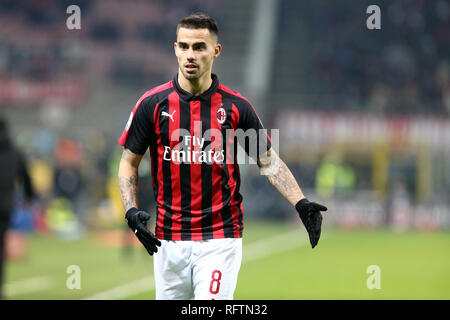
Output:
[4,221,450,300]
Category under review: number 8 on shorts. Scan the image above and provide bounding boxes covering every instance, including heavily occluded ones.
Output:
[209,270,222,295]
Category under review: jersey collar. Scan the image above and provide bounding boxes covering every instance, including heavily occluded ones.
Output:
[172,73,219,101]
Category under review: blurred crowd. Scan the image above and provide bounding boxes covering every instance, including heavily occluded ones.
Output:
[304,0,449,113]
[0,0,224,237]
[0,0,223,87]
[1,1,447,112]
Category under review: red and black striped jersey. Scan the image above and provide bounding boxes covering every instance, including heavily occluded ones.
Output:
[118,74,271,241]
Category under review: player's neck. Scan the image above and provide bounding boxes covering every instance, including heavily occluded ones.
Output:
[178,72,212,96]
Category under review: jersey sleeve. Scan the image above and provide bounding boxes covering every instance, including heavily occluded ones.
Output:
[236,99,272,158]
[118,96,155,155]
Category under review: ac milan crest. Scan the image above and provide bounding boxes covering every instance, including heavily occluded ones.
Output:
[216,107,226,124]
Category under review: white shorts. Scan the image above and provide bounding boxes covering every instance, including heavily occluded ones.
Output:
[153,238,242,300]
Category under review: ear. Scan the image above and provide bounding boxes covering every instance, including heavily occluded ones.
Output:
[214,43,222,59]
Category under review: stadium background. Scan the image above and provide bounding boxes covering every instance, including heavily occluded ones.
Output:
[0,0,449,299]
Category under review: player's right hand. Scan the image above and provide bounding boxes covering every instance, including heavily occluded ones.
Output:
[125,208,161,256]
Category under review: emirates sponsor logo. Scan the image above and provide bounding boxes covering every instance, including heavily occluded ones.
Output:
[163,134,224,164]
[163,145,224,164]
[162,121,276,166]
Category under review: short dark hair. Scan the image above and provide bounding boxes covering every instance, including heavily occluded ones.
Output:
[177,12,219,40]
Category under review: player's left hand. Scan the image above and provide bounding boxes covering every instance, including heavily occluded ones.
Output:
[295,198,327,249]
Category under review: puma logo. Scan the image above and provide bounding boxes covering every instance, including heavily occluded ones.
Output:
[162,110,176,122]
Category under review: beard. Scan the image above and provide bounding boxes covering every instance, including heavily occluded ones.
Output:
[180,67,203,81]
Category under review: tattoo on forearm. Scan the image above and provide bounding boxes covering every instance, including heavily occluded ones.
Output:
[118,149,142,212]
[118,174,139,211]
[264,158,303,206]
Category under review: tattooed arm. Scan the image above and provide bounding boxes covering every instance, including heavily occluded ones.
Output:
[258,147,327,248]
[257,148,305,206]
[118,148,143,212]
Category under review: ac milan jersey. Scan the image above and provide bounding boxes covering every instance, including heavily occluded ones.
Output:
[118,74,271,240]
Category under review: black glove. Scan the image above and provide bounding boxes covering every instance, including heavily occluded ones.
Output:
[295,198,327,249]
[125,208,161,256]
